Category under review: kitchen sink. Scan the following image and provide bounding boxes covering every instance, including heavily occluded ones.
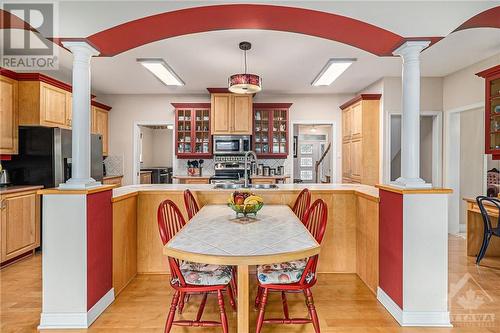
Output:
[212,183,242,190]
[252,184,279,189]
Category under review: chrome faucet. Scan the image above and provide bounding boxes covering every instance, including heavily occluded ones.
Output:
[243,150,257,188]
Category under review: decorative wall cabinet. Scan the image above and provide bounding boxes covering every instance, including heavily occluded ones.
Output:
[0,188,41,264]
[0,74,19,154]
[253,103,292,158]
[341,94,381,185]
[476,65,500,159]
[91,102,111,156]
[173,103,212,159]
[210,93,252,135]
[18,78,73,129]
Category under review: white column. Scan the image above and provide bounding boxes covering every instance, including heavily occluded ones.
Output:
[59,42,100,189]
[392,41,431,189]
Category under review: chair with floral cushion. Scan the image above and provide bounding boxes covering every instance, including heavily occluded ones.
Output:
[292,188,311,223]
[184,189,200,220]
[254,199,328,333]
[157,199,235,333]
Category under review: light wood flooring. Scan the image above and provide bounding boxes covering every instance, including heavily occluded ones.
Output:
[2,235,500,333]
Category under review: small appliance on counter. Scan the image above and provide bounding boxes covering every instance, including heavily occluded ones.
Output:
[0,164,11,187]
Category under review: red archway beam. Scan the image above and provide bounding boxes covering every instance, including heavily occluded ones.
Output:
[86,4,416,57]
[453,6,500,32]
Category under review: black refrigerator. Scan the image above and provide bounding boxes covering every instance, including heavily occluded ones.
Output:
[3,127,103,188]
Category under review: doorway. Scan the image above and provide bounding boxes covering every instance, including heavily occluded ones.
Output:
[293,124,333,183]
[133,121,174,185]
[387,112,442,186]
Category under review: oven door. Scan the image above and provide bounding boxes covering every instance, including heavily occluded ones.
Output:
[213,136,242,154]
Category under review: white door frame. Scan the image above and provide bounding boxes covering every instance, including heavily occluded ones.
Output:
[385,111,443,186]
[290,120,337,183]
[443,102,485,234]
[132,120,174,185]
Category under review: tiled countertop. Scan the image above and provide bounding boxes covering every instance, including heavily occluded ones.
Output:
[167,204,318,256]
[112,183,379,201]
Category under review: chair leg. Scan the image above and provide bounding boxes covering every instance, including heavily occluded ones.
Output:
[304,288,320,333]
[476,232,492,265]
[254,286,263,310]
[217,290,229,333]
[227,284,237,311]
[281,291,290,319]
[196,292,208,322]
[178,291,185,314]
[255,288,268,333]
[164,290,180,333]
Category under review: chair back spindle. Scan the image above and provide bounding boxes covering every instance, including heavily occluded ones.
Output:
[184,189,200,220]
[292,188,311,223]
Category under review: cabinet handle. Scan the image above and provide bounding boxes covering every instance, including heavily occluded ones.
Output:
[0,200,6,210]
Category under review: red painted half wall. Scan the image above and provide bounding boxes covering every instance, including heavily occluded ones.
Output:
[86,190,113,310]
[379,189,403,308]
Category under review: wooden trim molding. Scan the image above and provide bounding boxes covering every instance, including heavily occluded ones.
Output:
[206,88,231,93]
[476,64,500,78]
[253,103,293,109]
[0,67,17,80]
[376,184,453,195]
[171,103,211,108]
[340,94,382,110]
[38,185,117,195]
[91,100,112,111]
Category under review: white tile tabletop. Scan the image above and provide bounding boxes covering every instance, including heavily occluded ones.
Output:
[167,204,319,257]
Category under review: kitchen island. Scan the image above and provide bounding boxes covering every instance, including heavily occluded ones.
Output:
[111,183,379,296]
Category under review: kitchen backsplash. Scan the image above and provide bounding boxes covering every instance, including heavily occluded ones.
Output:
[104,155,124,176]
[174,158,288,176]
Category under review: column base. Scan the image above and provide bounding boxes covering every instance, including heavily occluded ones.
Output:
[59,178,101,190]
[391,177,432,189]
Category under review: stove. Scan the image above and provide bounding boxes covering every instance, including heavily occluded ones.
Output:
[209,155,247,184]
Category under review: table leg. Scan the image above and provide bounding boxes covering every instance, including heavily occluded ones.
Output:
[237,265,249,333]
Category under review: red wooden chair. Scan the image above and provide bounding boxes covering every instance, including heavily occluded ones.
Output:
[254,199,328,333]
[292,188,311,223]
[184,189,200,220]
[157,199,235,333]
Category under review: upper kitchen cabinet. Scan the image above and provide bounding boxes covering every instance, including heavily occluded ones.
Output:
[253,103,292,158]
[476,65,500,159]
[91,102,112,156]
[341,94,381,185]
[173,103,212,158]
[18,75,72,129]
[210,93,252,135]
[0,73,19,154]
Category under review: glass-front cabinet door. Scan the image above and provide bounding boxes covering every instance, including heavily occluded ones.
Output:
[253,104,291,158]
[174,103,212,158]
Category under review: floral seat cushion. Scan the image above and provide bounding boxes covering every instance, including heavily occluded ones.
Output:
[180,261,232,286]
[257,259,314,285]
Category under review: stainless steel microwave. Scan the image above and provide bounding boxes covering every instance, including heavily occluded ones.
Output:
[213,135,251,155]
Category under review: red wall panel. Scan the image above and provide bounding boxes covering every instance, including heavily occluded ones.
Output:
[86,190,113,310]
[379,189,403,308]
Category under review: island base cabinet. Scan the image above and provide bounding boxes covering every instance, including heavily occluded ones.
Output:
[356,195,379,294]
[0,190,40,264]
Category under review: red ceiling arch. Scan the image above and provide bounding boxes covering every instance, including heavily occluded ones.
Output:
[85,4,409,57]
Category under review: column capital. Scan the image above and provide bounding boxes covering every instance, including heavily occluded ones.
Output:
[392,41,431,58]
[62,41,100,58]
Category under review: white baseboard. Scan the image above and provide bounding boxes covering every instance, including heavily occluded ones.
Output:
[377,287,452,327]
[87,288,115,326]
[39,288,115,329]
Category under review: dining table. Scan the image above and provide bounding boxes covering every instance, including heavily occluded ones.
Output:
[163,204,320,333]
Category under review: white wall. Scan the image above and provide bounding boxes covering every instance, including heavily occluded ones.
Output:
[139,126,154,166]
[101,93,352,185]
[152,129,173,167]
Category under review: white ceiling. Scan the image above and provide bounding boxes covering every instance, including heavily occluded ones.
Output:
[44,27,500,96]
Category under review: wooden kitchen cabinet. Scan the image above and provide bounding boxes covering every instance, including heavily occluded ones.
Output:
[103,175,123,187]
[476,65,500,159]
[140,171,152,184]
[210,93,252,135]
[341,94,381,185]
[92,103,111,156]
[0,188,41,264]
[0,75,19,154]
[18,80,72,129]
[173,103,212,159]
[253,103,292,158]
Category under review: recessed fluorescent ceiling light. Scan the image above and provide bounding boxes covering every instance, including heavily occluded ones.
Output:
[137,58,184,86]
[311,58,356,86]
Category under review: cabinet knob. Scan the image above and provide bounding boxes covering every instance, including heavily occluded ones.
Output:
[0,200,6,210]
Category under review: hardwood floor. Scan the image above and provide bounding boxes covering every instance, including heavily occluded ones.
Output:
[2,235,500,332]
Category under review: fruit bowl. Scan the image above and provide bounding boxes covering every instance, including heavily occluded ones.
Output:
[227,191,264,217]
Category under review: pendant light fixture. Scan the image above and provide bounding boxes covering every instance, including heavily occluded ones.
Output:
[228,41,262,94]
